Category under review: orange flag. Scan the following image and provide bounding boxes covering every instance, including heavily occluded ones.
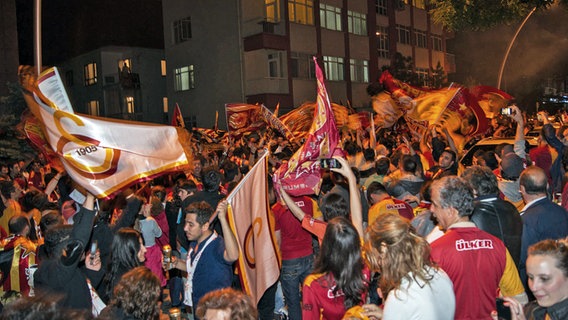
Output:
[226,152,280,303]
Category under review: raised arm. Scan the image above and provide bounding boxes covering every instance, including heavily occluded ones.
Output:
[508,105,527,159]
[217,200,240,263]
[331,157,363,237]
[278,186,306,221]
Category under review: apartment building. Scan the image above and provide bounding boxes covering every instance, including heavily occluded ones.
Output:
[162,0,453,128]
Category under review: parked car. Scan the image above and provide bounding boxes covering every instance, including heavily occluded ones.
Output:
[459,136,538,168]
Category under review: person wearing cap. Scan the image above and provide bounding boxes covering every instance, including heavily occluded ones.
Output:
[429,176,527,320]
[518,166,568,291]
[499,152,526,211]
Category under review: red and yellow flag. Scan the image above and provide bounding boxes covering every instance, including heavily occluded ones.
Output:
[273,57,344,197]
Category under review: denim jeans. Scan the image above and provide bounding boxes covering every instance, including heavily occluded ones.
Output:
[281,254,314,320]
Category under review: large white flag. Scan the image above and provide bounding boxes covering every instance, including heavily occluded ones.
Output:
[23,67,191,198]
[226,152,281,303]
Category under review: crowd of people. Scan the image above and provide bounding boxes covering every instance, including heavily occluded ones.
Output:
[0,104,567,320]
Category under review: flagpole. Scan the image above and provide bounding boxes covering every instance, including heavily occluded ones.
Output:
[34,0,42,75]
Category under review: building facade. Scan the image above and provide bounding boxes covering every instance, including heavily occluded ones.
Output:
[58,46,167,123]
[162,0,453,129]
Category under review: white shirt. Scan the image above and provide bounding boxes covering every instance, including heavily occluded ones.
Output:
[383,267,456,320]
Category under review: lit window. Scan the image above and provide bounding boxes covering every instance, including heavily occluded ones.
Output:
[413,0,426,9]
[291,52,315,79]
[174,65,195,91]
[268,52,285,78]
[126,96,135,113]
[348,10,367,36]
[118,59,132,71]
[376,26,389,59]
[323,56,344,81]
[84,63,97,86]
[432,35,443,51]
[416,68,429,86]
[161,60,167,76]
[173,17,192,44]
[86,100,99,116]
[288,0,314,25]
[415,29,427,48]
[350,59,368,83]
[265,0,280,23]
[376,0,387,15]
[396,25,411,45]
[320,4,342,31]
[163,97,168,113]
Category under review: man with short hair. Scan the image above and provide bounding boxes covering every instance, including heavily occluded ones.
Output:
[461,166,523,268]
[427,149,457,180]
[0,180,23,235]
[518,166,568,286]
[170,200,239,313]
[430,176,527,320]
[366,181,414,223]
[0,215,37,297]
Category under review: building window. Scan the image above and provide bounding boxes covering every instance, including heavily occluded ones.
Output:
[174,65,195,91]
[415,29,427,48]
[84,63,97,86]
[348,10,367,36]
[126,96,135,113]
[350,59,369,83]
[323,56,344,81]
[268,52,285,78]
[118,59,132,71]
[376,26,389,59]
[291,52,315,79]
[396,25,411,45]
[161,60,167,76]
[187,115,197,129]
[173,17,192,44]
[376,0,387,15]
[86,100,99,116]
[413,0,426,9]
[416,68,429,86]
[65,70,73,87]
[288,0,313,25]
[432,35,443,51]
[320,4,342,31]
[265,0,280,23]
[163,97,168,113]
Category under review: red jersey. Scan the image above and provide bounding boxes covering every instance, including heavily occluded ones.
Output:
[302,267,370,320]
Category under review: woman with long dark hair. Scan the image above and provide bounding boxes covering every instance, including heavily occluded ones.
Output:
[302,216,369,319]
[99,227,146,303]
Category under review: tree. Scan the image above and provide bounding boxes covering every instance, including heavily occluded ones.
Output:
[382,53,420,85]
[429,0,566,31]
[0,82,37,163]
[429,62,447,89]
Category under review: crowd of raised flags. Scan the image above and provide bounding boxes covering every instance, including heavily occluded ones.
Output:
[14,55,517,312]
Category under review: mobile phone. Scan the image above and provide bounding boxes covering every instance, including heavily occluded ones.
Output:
[320,158,341,169]
[500,107,513,116]
[537,114,543,122]
[89,241,97,265]
[496,298,512,320]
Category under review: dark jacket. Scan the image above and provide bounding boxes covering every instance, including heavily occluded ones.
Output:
[543,123,565,193]
[471,195,523,268]
[34,206,99,311]
[525,298,568,320]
